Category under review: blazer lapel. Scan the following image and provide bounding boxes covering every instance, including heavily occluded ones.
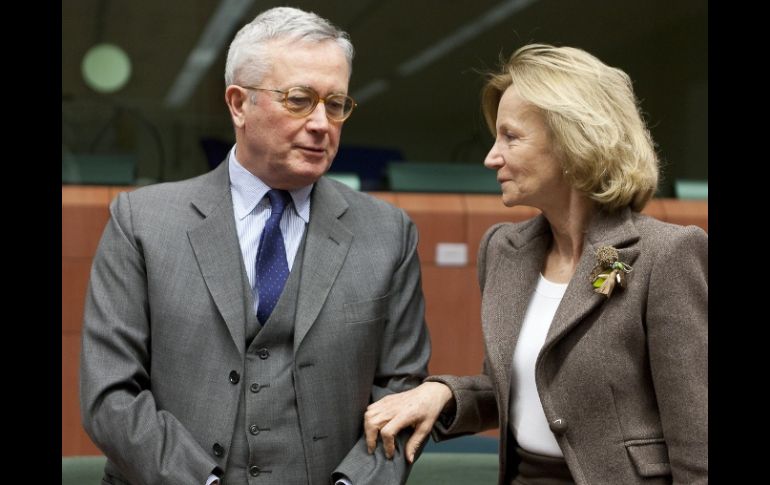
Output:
[544,207,641,349]
[187,162,248,356]
[483,215,550,424]
[294,177,353,352]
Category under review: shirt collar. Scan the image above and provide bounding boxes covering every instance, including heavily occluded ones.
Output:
[228,146,312,222]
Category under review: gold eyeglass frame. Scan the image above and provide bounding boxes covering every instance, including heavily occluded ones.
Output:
[240,85,357,122]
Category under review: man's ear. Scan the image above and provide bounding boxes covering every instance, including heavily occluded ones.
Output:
[225,85,248,128]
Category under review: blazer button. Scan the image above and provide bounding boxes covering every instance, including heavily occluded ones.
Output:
[212,442,224,457]
[250,383,261,393]
[249,465,261,477]
[549,418,568,435]
[257,348,270,360]
[249,424,260,435]
[229,370,240,384]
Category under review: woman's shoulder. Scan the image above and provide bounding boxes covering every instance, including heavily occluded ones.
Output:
[485,214,545,239]
[631,211,708,250]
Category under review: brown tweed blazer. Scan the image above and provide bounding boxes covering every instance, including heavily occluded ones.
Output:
[430,207,707,485]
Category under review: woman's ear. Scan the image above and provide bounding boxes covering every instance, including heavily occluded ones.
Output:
[225,85,248,128]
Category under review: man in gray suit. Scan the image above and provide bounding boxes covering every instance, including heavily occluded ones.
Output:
[80,7,430,485]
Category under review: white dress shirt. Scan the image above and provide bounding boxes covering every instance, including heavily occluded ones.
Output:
[509,274,567,457]
[228,148,311,313]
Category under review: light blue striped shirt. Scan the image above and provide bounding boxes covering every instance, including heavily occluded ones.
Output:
[228,148,312,314]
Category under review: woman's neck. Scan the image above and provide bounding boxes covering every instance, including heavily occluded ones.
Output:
[541,193,597,283]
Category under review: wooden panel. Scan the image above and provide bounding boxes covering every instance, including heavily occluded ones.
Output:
[465,195,539,264]
[640,198,667,222]
[62,187,110,259]
[61,185,111,206]
[62,258,92,334]
[395,194,465,264]
[63,334,102,456]
[660,199,708,232]
[422,266,483,376]
[464,267,485,376]
[109,185,136,200]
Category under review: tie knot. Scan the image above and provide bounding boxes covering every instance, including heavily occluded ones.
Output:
[266,189,291,216]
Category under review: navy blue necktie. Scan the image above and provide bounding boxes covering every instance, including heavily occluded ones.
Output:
[255,189,291,324]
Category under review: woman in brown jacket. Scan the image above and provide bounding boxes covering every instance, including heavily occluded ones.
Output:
[364,44,707,485]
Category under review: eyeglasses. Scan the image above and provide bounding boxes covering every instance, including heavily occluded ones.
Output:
[241,85,357,122]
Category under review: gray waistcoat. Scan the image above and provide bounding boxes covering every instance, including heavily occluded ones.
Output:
[224,233,309,484]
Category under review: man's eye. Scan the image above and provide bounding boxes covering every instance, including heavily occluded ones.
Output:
[287,95,312,107]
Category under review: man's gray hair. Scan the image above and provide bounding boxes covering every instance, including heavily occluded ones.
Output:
[225,6,354,86]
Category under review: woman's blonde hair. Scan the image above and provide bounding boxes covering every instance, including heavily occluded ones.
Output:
[481,44,659,211]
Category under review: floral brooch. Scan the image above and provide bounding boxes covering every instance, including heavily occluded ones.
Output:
[589,245,633,298]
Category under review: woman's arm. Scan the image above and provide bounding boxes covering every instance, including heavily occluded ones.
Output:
[646,225,708,483]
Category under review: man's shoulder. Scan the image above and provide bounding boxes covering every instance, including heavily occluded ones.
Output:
[119,170,218,206]
[109,169,225,227]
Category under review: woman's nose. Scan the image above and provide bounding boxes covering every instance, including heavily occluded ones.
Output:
[484,144,503,170]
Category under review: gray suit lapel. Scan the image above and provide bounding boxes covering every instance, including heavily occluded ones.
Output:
[187,162,248,356]
[483,215,550,424]
[294,178,353,352]
[544,207,641,349]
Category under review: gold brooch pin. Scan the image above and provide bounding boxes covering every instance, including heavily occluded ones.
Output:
[589,246,632,298]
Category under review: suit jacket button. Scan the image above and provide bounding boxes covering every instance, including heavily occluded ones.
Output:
[549,418,568,435]
[250,383,261,393]
[257,348,270,360]
[249,465,261,477]
[212,442,224,457]
[229,370,240,384]
[249,424,260,435]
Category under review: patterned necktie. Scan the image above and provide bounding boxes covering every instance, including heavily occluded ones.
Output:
[255,189,291,324]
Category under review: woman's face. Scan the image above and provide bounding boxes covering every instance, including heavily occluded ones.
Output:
[484,87,570,210]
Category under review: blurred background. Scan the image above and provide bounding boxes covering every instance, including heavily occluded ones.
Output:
[62,0,707,196]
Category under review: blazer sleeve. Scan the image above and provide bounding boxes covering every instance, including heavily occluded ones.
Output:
[646,225,708,483]
[79,193,220,485]
[333,209,431,484]
[427,361,498,439]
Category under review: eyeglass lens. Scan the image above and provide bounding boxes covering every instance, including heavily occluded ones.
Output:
[285,87,354,120]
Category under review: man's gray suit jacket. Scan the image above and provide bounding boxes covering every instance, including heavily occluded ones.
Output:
[80,161,431,485]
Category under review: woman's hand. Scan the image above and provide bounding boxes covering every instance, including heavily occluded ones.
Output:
[364,382,454,463]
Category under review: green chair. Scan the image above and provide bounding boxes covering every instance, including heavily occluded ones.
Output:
[62,153,137,185]
[674,179,708,200]
[387,162,500,193]
[409,452,499,484]
[408,434,499,484]
[62,455,106,485]
[326,172,362,190]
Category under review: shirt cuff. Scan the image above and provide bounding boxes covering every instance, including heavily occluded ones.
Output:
[335,478,353,485]
[206,474,220,485]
